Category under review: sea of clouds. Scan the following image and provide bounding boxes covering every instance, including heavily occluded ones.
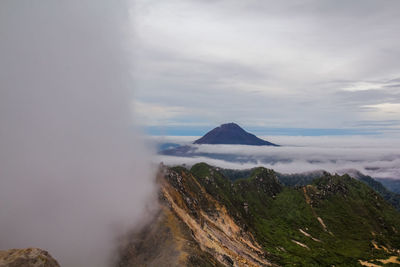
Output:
[153,135,400,179]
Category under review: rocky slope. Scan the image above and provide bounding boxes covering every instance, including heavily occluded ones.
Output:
[0,248,60,267]
[118,163,400,266]
[118,165,273,267]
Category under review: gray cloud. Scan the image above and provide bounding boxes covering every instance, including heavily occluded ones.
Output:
[132,0,400,133]
[0,1,157,266]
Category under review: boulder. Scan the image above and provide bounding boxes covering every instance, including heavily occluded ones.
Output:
[0,248,60,267]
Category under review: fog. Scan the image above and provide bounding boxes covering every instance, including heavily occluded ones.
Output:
[155,136,400,179]
[0,1,157,266]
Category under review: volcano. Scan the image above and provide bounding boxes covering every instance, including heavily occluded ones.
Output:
[193,123,278,146]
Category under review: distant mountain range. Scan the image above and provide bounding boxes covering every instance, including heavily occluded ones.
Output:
[194,123,278,146]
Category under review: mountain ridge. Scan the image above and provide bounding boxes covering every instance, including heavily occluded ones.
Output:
[118,163,400,266]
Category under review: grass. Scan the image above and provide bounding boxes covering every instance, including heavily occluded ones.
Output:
[182,163,400,266]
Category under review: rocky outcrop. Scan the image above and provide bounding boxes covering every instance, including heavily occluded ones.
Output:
[117,206,223,267]
[118,165,274,267]
[160,167,272,267]
[0,248,60,267]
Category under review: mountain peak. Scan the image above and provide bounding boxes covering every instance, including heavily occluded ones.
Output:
[193,123,278,146]
[220,122,242,129]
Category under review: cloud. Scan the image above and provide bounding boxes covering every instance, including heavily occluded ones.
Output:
[156,136,400,179]
[0,1,157,266]
[134,101,187,126]
[131,0,400,133]
[341,81,398,92]
[362,103,400,113]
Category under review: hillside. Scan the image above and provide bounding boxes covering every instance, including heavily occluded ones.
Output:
[223,168,400,212]
[377,178,400,194]
[355,172,400,212]
[118,163,400,266]
[193,123,278,146]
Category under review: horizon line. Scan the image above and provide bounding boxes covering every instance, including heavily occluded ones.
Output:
[145,125,387,137]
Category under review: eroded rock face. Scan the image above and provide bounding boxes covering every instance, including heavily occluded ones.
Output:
[0,248,60,267]
[118,165,273,267]
[161,169,272,267]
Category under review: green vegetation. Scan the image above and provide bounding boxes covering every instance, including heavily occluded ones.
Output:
[219,167,253,182]
[378,178,400,194]
[277,171,325,187]
[223,166,400,211]
[181,163,400,266]
[356,173,400,211]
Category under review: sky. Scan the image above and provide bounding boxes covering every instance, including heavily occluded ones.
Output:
[131,0,400,136]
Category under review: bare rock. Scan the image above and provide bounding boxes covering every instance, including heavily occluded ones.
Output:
[0,248,60,267]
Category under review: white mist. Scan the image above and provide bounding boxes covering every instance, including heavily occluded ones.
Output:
[0,1,156,266]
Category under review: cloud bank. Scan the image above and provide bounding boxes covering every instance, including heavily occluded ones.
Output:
[156,136,400,179]
[0,1,156,266]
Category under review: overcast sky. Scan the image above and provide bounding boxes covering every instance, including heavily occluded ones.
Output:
[131,0,400,136]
